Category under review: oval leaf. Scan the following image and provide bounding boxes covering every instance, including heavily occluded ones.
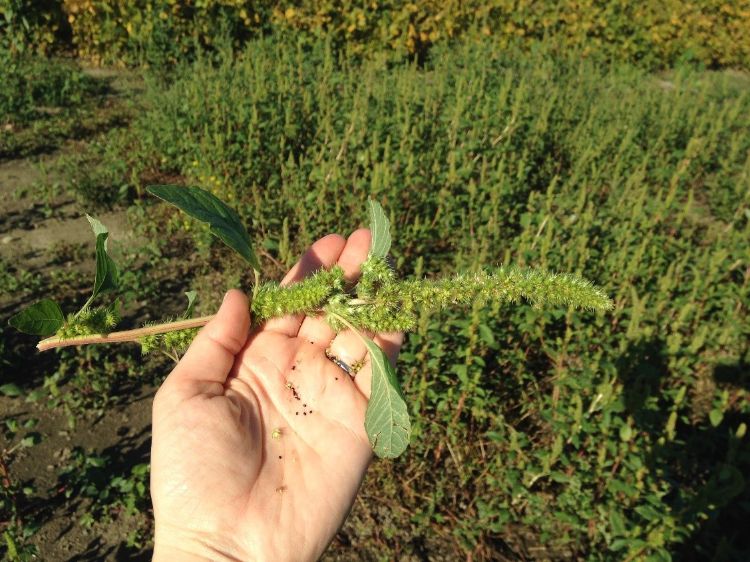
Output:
[367,199,392,259]
[9,299,64,336]
[87,215,119,302]
[362,336,411,458]
[148,185,261,271]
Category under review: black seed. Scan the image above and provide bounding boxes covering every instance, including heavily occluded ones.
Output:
[303,404,306,407]
[291,366,296,370]
[278,455,282,459]
[303,412,307,416]
[296,412,299,415]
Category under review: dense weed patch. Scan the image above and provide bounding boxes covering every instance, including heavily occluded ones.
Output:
[54,38,750,559]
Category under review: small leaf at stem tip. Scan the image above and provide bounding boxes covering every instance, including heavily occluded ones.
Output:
[362,336,411,458]
[87,214,119,302]
[183,290,198,318]
[86,214,108,237]
[367,199,391,259]
[8,299,65,336]
[147,185,261,272]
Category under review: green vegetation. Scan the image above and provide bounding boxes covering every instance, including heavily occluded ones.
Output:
[95,39,747,559]
[1,408,41,561]
[0,50,130,159]
[12,186,610,459]
[2,1,749,69]
[57,447,150,535]
[0,51,100,125]
[1,23,749,562]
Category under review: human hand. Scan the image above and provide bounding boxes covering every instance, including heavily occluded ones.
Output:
[150,229,402,562]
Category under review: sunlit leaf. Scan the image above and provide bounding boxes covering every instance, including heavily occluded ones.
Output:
[148,185,261,271]
[19,433,41,448]
[619,424,633,442]
[363,336,410,458]
[367,199,391,259]
[709,409,723,427]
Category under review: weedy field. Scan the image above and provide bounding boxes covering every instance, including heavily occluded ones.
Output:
[1,35,749,561]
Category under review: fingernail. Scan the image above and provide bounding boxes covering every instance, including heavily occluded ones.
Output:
[222,291,231,304]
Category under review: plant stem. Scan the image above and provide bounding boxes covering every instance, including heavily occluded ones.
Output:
[36,315,215,352]
[162,349,180,364]
[73,295,96,319]
[252,268,261,301]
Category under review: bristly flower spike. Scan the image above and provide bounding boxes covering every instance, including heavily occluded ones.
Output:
[16,189,613,459]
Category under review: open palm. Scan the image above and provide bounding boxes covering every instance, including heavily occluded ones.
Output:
[151,229,402,562]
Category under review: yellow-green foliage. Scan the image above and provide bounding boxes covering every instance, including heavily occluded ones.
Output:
[60,0,267,64]
[57,305,120,338]
[2,0,749,68]
[0,0,65,54]
[273,0,750,67]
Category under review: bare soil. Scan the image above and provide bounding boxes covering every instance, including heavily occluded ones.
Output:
[0,158,131,270]
[1,153,157,561]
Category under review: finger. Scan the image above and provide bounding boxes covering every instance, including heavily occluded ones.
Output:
[326,329,368,373]
[165,289,250,396]
[353,331,404,399]
[280,233,347,286]
[297,228,372,344]
[375,331,404,367]
[335,228,372,283]
[262,234,346,337]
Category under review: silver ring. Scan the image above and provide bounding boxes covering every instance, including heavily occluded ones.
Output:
[325,349,354,377]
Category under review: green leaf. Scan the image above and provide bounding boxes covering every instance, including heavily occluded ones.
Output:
[148,185,261,271]
[87,214,108,237]
[4,530,18,559]
[25,390,44,403]
[19,433,41,448]
[635,505,661,521]
[0,383,22,397]
[478,324,496,346]
[619,424,633,442]
[362,336,411,458]
[709,409,723,427]
[367,199,391,259]
[610,539,630,551]
[8,299,65,335]
[87,215,119,302]
[183,290,198,318]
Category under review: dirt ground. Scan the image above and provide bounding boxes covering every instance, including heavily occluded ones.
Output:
[1,151,159,561]
[0,394,153,561]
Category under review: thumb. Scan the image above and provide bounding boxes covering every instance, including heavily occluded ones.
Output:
[164,289,250,398]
